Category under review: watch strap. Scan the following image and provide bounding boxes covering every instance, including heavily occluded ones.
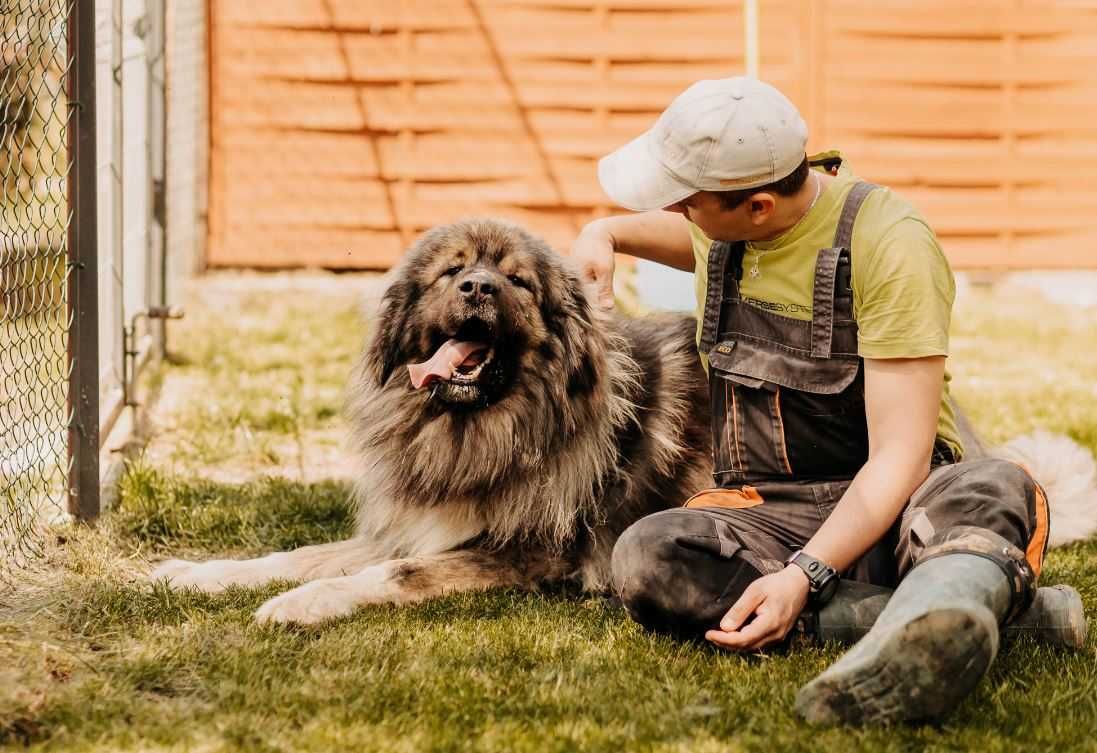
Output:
[787,550,839,605]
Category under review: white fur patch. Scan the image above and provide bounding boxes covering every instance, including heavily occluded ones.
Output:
[254,563,396,624]
[356,499,487,558]
[150,553,294,593]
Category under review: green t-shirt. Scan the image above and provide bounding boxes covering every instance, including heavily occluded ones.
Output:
[690,157,963,460]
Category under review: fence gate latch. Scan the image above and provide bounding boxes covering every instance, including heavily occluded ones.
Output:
[152,178,166,229]
[122,305,185,407]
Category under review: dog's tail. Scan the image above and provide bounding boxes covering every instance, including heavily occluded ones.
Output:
[992,431,1097,548]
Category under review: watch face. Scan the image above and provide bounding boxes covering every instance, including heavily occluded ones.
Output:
[791,552,839,604]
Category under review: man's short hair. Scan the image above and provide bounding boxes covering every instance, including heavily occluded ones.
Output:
[710,155,810,211]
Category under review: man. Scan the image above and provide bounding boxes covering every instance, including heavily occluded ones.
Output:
[571,77,1084,724]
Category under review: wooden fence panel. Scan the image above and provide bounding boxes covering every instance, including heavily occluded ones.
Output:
[208,0,753,268]
[808,0,1097,269]
[208,0,1097,269]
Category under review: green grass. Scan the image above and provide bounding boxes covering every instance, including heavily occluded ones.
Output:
[111,466,356,558]
[1,274,1095,752]
[146,281,364,476]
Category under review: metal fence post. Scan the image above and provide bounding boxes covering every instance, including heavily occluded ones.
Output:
[67,0,100,521]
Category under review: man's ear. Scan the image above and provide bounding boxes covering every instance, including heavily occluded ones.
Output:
[749,192,777,226]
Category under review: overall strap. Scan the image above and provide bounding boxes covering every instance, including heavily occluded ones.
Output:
[833,181,879,250]
[698,240,746,355]
[810,182,879,359]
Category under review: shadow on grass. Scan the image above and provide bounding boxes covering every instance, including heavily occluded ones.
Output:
[112,464,357,557]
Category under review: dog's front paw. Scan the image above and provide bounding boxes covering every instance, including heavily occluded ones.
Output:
[149,559,233,593]
[149,558,272,593]
[149,558,243,593]
[255,579,361,625]
[149,558,197,584]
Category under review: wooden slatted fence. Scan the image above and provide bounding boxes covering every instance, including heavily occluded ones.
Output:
[207,0,1097,269]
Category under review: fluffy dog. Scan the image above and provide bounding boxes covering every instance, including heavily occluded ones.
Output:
[151,219,713,623]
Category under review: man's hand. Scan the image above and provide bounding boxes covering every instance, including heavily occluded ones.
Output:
[705,565,810,651]
[570,220,617,309]
[569,212,696,309]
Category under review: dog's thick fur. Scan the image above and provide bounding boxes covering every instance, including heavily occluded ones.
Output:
[152,219,713,623]
[152,219,1097,625]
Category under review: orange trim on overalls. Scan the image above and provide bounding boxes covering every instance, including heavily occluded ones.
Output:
[1027,483,1050,577]
[684,486,765,510]
[774,387,793,475]
[728,380,743,470]
[1007,461,1049,577]
[1023,470,1050,578]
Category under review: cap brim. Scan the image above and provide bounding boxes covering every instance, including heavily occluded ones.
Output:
[597,130,697,212]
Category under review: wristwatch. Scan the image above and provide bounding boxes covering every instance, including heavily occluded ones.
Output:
[786,550,839,605]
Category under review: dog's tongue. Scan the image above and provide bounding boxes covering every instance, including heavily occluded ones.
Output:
[407,339,488,389]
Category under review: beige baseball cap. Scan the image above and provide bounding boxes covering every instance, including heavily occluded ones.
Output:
[598,77,808,212]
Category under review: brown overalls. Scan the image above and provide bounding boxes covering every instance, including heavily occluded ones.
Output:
[611,181,1050,638]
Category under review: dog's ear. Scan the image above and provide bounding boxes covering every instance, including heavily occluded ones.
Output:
[542,264,597,377]
[366,277,417,387]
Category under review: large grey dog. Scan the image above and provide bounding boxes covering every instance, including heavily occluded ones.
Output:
[151,218,715,623]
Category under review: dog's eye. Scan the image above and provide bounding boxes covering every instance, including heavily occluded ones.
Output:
[442,266,463,278]
[507,274,530,290]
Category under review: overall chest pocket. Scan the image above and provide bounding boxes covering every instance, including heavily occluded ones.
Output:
[709,371,794,482]
[708,341,869,482]
[778,374,870,478]
[708,369,761,480]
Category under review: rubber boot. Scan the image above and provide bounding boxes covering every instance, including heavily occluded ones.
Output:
[1007,584,1087,649]
[801,580,893,646]
[794,553,1013,725]
[802,580,1087,650]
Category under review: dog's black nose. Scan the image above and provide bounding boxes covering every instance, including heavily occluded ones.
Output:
[458,271,497,301]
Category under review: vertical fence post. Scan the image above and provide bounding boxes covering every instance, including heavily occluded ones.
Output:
[744,0,759,77]
[67,0,101,521]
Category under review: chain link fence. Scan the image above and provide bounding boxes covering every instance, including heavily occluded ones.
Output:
[1,0,97,580]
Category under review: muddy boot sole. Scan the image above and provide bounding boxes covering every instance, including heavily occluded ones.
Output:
[795,606,999,725]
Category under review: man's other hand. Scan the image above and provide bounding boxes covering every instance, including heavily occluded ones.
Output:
[705,565,810,651]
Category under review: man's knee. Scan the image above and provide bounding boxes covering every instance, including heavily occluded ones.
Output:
[974,455,1038,488]
[611,511,679,607]
[941,456,1039,506]
[914,457,1040,545]
[611,509,762,636]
